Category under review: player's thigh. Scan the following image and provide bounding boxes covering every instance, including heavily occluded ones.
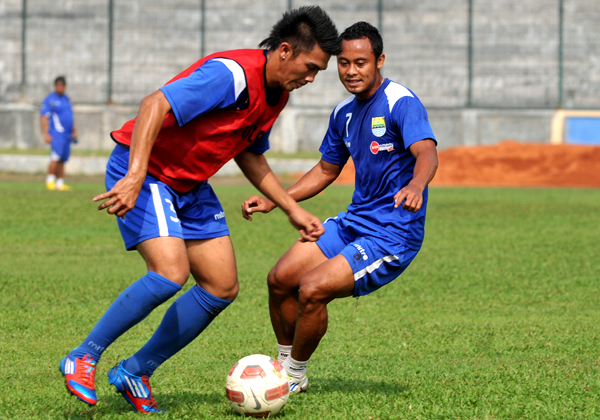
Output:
[186,236,238,301]
[270,240,329,291]
[298,254,355,304]
[137,236,190,285]
[339,237,419,297]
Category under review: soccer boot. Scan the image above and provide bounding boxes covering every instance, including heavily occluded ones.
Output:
[108,360,162,413]
[56,183,72,191]
[59,353,98,405]
[288,374,309,394]
[46,181,56,190]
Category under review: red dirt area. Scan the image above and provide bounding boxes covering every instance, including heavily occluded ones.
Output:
[331,141,600,188]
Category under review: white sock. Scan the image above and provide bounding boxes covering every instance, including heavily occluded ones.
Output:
[282,355,309,379]
[277,344,293,365]
[46,174,56,184]
[56,178,64,188]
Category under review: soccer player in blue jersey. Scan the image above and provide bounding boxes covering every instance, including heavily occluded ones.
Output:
[242,21,439,393]
[59,6,340,413]
[41,76,78,191]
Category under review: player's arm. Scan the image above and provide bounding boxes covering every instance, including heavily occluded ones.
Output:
[241,158,343,217]
[40,98,52,144]
[40,115,51,144]
[93,90,171,217]
[235,150,325,242]
[242,104,347,218]
[393,139,438,212]
[71,125,78,142]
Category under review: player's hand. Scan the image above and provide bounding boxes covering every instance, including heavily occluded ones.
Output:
[287,206,325,242]
[44,133,52,144]
[93,175,143,218]
[393,182,424,213]
[241,195,276,221]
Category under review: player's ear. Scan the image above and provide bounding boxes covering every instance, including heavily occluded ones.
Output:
[280,42,292,62]
[376,53,385,70]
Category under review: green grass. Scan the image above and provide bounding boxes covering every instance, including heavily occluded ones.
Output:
[1,181,599,419]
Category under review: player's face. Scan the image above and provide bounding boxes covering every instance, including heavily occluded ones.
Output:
[279,43,330,92]
[337,38,385,100]
[55,82,66,95]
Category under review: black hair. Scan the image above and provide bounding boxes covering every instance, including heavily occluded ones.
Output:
[259,5,341,57]
[339,21,383,59]
[54,76,66,85]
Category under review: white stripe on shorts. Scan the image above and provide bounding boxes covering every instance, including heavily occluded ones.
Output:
[322,215,338,224]
[149,183,169,237]
[354,254,399,281]
[50,150,61,161]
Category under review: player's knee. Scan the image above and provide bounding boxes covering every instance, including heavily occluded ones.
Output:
[151,261,190,285]
[298,275,328,308]
[267,263,296,294]
[267,266,280,291]
[221,280,239,302]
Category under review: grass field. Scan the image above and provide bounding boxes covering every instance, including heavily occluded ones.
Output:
[1,180,599,419]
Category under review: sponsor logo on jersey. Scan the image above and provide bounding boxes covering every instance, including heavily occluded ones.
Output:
[371,116,386,137]
[370,141,394,155]
[214,211,225,220]
[345,141,351,149]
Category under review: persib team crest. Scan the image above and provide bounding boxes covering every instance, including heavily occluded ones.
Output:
[371,116,386,137]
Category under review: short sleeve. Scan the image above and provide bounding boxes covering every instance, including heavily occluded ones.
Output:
[160,59,247,126]
[391,97,437,150]
[40,96,52,117]
[319,110,350,165]
[244,128,271,155]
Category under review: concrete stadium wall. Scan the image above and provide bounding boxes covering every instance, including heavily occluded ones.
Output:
[1,0,592,159]
[1,0,599,108]
[0,103,554,154]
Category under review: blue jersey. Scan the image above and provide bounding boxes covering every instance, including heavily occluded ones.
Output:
[40,92,74,141]
[319,78,436,249]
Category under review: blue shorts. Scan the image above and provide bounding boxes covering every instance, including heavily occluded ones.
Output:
[106,144,229,250]
[50,137,71,162]
[316,212,419,297]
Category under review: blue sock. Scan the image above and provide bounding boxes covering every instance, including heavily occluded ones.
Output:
[71,271,181,361]
[123,285,232,377]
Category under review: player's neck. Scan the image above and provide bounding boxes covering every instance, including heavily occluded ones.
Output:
[355,76,385,101]
[264,50,280,89]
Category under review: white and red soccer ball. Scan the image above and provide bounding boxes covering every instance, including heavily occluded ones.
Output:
[226,354,290,418]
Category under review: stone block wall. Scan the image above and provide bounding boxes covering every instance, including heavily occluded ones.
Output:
[0,0,598,154]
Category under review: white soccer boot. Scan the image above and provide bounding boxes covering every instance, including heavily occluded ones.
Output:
[288,374,308,394]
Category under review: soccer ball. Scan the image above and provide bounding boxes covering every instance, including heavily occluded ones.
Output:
[225,354,290,418]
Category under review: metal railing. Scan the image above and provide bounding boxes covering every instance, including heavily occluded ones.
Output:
[0,0,598,109]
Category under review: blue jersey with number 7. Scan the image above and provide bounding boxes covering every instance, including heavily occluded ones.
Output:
[319,78,437,250]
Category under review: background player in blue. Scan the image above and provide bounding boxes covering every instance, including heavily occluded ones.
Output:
[242,22,439,393]
[59,6,339,413]
[41,76,77,191]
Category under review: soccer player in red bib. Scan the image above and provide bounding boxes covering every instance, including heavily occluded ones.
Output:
[59,6,340,413]
[242,22,439,394]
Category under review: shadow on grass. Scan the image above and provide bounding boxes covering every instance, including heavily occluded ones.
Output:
[60,381,406,418]
[60,391,233,418]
